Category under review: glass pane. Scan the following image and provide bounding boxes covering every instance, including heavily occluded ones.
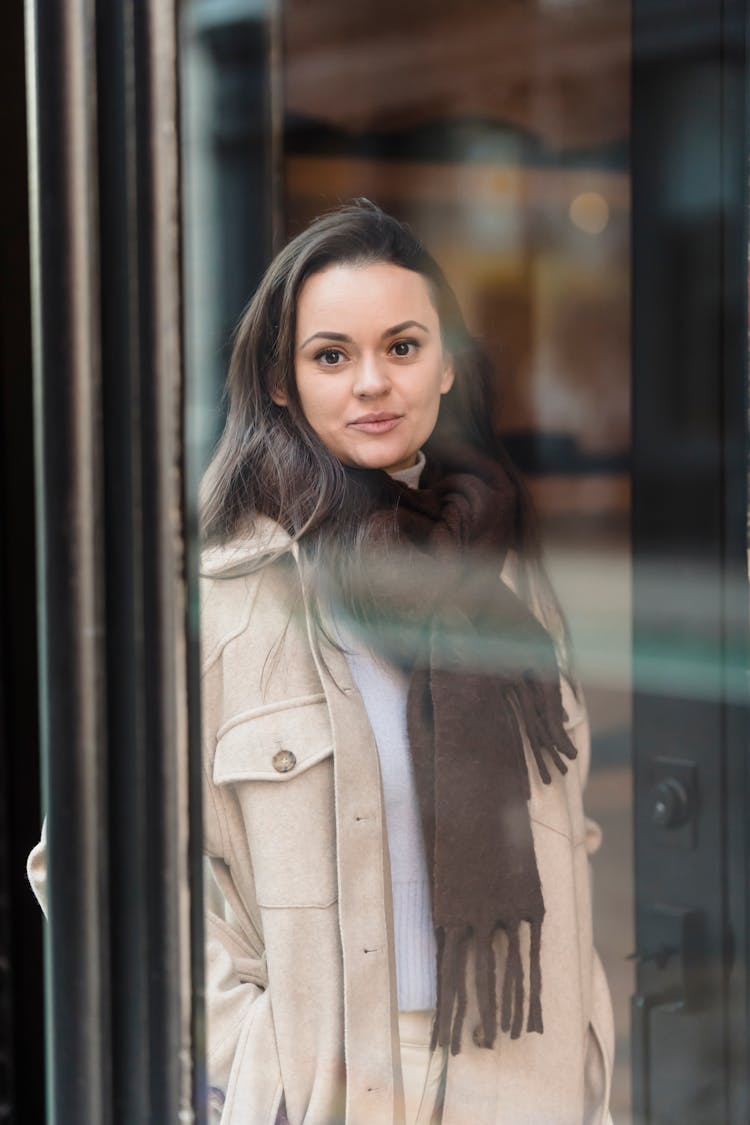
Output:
[282,10,633,1113]
[182,2,632,1121]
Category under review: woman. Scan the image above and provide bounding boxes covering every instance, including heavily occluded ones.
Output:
[199,199,614,1125]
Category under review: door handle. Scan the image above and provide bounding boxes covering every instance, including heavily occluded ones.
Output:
[632,989,687,1124]
[631,906,706,1124]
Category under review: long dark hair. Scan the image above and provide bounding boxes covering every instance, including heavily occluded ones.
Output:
[200,199,571,668]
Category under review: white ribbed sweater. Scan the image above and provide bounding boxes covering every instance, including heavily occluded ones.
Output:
[338,452,437,1012]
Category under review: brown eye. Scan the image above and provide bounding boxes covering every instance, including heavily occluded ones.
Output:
[316,348,344,366]
[391,339,418,357]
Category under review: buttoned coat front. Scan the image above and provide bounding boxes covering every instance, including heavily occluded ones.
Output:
[199,518,615,1125]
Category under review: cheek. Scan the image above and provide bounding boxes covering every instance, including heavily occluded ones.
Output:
[418,366,451,410]
[410,377,446,438]
[296,376,340,430]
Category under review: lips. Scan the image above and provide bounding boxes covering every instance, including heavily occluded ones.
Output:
[348,412,403,434]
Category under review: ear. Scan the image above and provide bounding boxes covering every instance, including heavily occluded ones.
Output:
[440,356,455,395]
[270,385,288,407]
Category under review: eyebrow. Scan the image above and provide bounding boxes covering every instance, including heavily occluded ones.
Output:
[299,320,431,350]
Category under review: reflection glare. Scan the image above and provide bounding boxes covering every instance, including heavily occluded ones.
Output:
[569,191,610,235]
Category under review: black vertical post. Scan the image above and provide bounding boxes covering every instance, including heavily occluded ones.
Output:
[26,0,204,1122]
[26,2,112,1120]
[0,2,45,1122]
[720,0,750,1118]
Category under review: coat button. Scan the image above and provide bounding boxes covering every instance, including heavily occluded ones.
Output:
[472,1024,486,1048]
[272,749,296,773]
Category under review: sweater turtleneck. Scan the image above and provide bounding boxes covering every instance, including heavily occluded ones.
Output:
[388,448,426,490]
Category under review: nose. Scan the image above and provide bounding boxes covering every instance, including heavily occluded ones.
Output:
[352,353,390,398]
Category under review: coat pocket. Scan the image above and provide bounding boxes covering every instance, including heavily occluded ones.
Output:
[214,694,338,909]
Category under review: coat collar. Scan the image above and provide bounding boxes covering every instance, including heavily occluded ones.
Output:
[200,516,293,578]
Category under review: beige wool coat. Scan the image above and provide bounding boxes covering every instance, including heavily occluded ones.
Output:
[26,518,614,1124]
[198,519,615,1125]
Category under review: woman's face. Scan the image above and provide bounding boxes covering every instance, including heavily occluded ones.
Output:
[274,261,454,474]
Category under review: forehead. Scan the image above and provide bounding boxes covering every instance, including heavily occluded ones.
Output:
[295,262,439,335]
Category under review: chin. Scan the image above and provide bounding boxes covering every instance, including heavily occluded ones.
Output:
[365,451,415,473]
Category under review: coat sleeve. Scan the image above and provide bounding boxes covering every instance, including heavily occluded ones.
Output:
[559,675,615,1125]
[202,855,270,1122]
[201,637,284,1125]
[27,817,48,915]
[24,647,282,1123]
[558,673,603,859]
[201,764,268,1118]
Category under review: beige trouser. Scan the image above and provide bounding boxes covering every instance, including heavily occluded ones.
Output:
[398,1011,448,1125]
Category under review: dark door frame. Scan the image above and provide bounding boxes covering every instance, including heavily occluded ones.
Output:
[24,2,205,1122]
[0,1,44,1121]
[631,0,749,1121]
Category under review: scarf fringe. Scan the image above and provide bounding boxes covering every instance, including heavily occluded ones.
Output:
[499,921,524,1038]
[433,927,471,1052]
[527,918,543,1033]
[432,918,545,1054]
[472,926,497,1051]
[506,676,578,790]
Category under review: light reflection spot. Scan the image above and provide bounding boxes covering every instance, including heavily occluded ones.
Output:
[569,192,610,235]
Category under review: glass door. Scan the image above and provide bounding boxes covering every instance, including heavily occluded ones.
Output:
[182,0,636,1117]
[181,1,750,1122]
[24,0,748,1120]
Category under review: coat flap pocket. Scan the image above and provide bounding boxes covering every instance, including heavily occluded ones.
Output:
[214,693,332,784]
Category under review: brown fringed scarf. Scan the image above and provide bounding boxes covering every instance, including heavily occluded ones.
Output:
[347,448,577,1056]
